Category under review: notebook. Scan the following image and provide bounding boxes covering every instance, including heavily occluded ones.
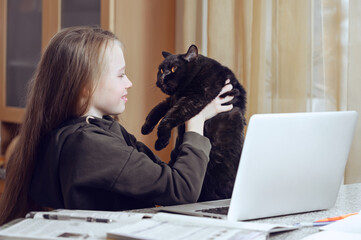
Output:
[158,111,358,221]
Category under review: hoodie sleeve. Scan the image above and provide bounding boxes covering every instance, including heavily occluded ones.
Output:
[59,126,211,209]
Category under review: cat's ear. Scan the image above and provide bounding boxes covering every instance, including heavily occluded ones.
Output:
[162,51,171,58]
[183,45,198,62]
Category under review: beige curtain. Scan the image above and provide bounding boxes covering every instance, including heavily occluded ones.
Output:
[345,0,361,183]
[176,0,361,184]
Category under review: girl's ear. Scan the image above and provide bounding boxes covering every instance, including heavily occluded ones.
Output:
[183,44,198,62]
[162,51,171,58]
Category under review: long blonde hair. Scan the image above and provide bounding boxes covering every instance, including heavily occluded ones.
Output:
[0,26,119,225]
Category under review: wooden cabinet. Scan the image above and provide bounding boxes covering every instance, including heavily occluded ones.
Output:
[0,0,176,175]
[0,0,114,156]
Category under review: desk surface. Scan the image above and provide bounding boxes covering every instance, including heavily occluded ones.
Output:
[256,183,361,239]
[132,183,361,240]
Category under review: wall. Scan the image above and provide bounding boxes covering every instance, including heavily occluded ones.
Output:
[114,0,176,162]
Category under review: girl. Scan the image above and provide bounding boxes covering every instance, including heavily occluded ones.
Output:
[0,26,234,225]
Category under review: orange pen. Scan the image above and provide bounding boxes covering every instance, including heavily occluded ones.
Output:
[315,212,358,222]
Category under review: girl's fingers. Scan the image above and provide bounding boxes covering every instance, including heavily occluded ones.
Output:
[222,104,233,112]
[216,101,233,113]
[218,95,234,104]
[218,84,233,96]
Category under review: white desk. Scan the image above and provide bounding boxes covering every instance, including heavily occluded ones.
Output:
[255,183,361,239]
[131,183,361,239]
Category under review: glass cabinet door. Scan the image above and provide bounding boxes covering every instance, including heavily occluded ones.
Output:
[6,0,42,108]
[0,0,108,157]
[6,0,101,107]
[1,0,106,124]
[61,0,101,28]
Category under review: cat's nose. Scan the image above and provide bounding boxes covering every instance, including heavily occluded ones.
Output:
[161,70,171,80]
[159,75,165,84]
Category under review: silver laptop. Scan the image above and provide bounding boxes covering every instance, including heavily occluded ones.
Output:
[158,111,358,221]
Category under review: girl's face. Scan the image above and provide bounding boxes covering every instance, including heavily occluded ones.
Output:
[87,42,132,117]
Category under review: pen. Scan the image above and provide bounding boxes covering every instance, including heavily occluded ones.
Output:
[43,214,114,223]
[295,221,335,227]
[315,212,358,222]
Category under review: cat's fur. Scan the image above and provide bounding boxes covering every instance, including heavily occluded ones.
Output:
[142,45,247,201]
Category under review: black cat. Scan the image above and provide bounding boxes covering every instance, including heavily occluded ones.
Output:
[142,45,247,201]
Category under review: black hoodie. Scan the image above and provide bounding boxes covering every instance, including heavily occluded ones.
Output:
[30,116,210,211]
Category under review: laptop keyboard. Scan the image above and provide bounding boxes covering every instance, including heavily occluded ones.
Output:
[195,206,229,215]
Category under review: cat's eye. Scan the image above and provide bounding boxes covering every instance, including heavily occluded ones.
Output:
[171,66,177,73]
[160,69,164,74]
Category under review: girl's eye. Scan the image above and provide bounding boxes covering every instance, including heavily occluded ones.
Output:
[171,66,177,73]
[160,69,164,74]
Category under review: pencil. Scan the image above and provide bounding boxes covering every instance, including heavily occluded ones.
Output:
[315,212,358,222]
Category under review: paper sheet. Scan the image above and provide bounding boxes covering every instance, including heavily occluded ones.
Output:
[0,218,120,240]
[301,230,361,240]
[108,219,267,240]
[319,214,361,234]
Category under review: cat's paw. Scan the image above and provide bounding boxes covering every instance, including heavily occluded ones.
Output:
[141,123,154,135]
[155,138,169,151]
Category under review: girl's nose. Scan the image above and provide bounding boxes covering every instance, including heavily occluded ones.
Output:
[125,76,132,88]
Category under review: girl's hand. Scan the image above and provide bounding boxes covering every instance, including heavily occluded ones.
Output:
[186,80,234,135]
[198,81,234,121]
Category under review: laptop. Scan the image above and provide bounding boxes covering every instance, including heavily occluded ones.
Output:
[158,111,358,221]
